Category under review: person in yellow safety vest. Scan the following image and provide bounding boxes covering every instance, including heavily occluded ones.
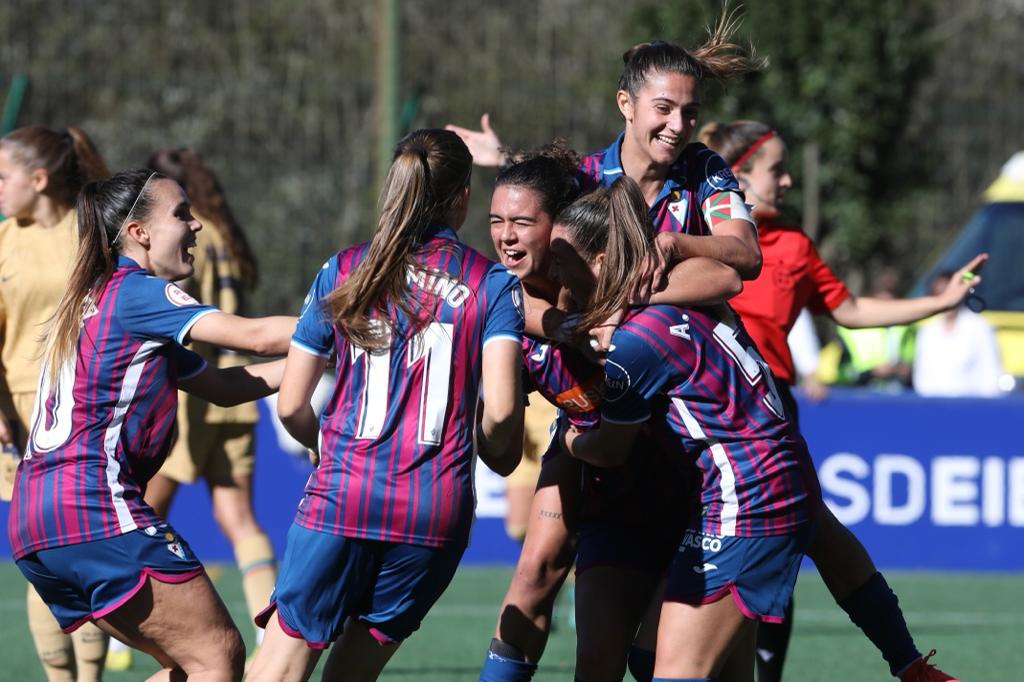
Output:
[832,270,916,390]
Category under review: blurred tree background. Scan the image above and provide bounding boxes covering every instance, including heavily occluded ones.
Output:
[1,0,1022,314]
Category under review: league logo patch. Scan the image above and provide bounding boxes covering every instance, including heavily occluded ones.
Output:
[165,283,198,307]
[705,157,737,190]
[511,286,524,318]
[602,359,632,402]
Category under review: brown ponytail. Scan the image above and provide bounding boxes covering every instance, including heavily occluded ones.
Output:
[43,169,164,382]
[554,177,655,335]
[0,125,109,208]
[147,147,259,290]
[325,129,472,350]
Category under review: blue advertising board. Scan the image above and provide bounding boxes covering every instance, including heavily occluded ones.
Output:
[2,390,1021,571]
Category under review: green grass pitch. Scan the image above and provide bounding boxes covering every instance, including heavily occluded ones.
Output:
[0,564,1020,680]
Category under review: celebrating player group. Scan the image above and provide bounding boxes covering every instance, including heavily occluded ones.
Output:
[1,6,983,682]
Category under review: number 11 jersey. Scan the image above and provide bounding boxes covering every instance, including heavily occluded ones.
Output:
[291,226,522,548]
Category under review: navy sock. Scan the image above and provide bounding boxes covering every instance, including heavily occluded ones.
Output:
[479,639,537,682]
[838,572,921,676]
[627,646,656,682]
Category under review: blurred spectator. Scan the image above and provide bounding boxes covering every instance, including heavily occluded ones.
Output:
[913,270,1004,397]
[833,270,915,391]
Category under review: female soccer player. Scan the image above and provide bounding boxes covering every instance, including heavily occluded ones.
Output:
[246,129,525,682]
[7,168,294,681]
[447,8,764,286]
[553,176,821,681]
[0,125,111,682]
[701,119,972,682]
[143,147,276,647]
[480,143,741,682]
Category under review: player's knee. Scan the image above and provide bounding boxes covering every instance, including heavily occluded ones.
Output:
[514,552,568,595]
[212,504,260,540]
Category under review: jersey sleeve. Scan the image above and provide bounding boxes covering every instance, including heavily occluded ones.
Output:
[804,241,850,315]
[482,265,524,347]
[693,145,753,231]
[117,273,219,344]
[599,328,670,425]
[174,343,208,381]
[292,258,340,358]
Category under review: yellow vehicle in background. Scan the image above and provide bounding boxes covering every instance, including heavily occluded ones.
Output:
[913,152,1024,385]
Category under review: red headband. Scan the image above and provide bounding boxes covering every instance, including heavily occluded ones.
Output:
[730,131,777,171]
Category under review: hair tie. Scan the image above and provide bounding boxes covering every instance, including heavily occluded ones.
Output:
[730,131,776,171]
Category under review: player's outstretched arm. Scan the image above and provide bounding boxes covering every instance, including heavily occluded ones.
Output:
[445,113,507,167]
[831,253,987,328]
[276,345,329,456]
[188,312,296,356]
[179,359,286,407]
[477,337,524,476]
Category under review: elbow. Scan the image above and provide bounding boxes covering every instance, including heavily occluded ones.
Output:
[738,253,763,281]
[726,273,743,298]
[277,396,304,425]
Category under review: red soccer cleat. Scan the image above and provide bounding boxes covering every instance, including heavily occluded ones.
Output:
[899,650,960,682]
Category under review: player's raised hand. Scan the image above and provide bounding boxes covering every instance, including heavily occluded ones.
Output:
[445,113,506,167]
[940,252,988,309]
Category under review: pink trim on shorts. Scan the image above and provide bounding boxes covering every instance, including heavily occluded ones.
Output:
[359,620,402,646]
[61,567,204,633]
[253,601,331,650]
[663,582,785,625]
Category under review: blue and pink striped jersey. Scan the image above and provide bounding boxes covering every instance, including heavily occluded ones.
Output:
[599,304,820,537]
[9,257,213,559]
[521,336,601,431]
[520,336,691,527]
[579,135,748,236]
[291,226,522,547]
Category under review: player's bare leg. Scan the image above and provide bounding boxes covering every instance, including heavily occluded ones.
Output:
[209,474,277,641]
[574,566,658,681]
[245,614,321,682]
[95,574,244,682]
[654,596,756,681]
[493,453,580,662]
[320,618,401,682]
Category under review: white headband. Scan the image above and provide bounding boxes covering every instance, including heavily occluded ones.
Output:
[111,172,157,247]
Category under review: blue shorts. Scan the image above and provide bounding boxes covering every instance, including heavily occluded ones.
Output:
[16,525,204,632]
[256,524,466,648]
[663,524,813,623]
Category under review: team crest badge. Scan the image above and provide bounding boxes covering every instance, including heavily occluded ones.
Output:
[167,541,187,560]
[667,191,688,222]
[165,283,199,307]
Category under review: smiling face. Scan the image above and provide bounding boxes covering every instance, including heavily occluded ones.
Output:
[737,136,792,221]
[122,178,202,281]
[0,148,43,219]
[618,71,700,169]
[549,224,601,305]
[490,184,555,287]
